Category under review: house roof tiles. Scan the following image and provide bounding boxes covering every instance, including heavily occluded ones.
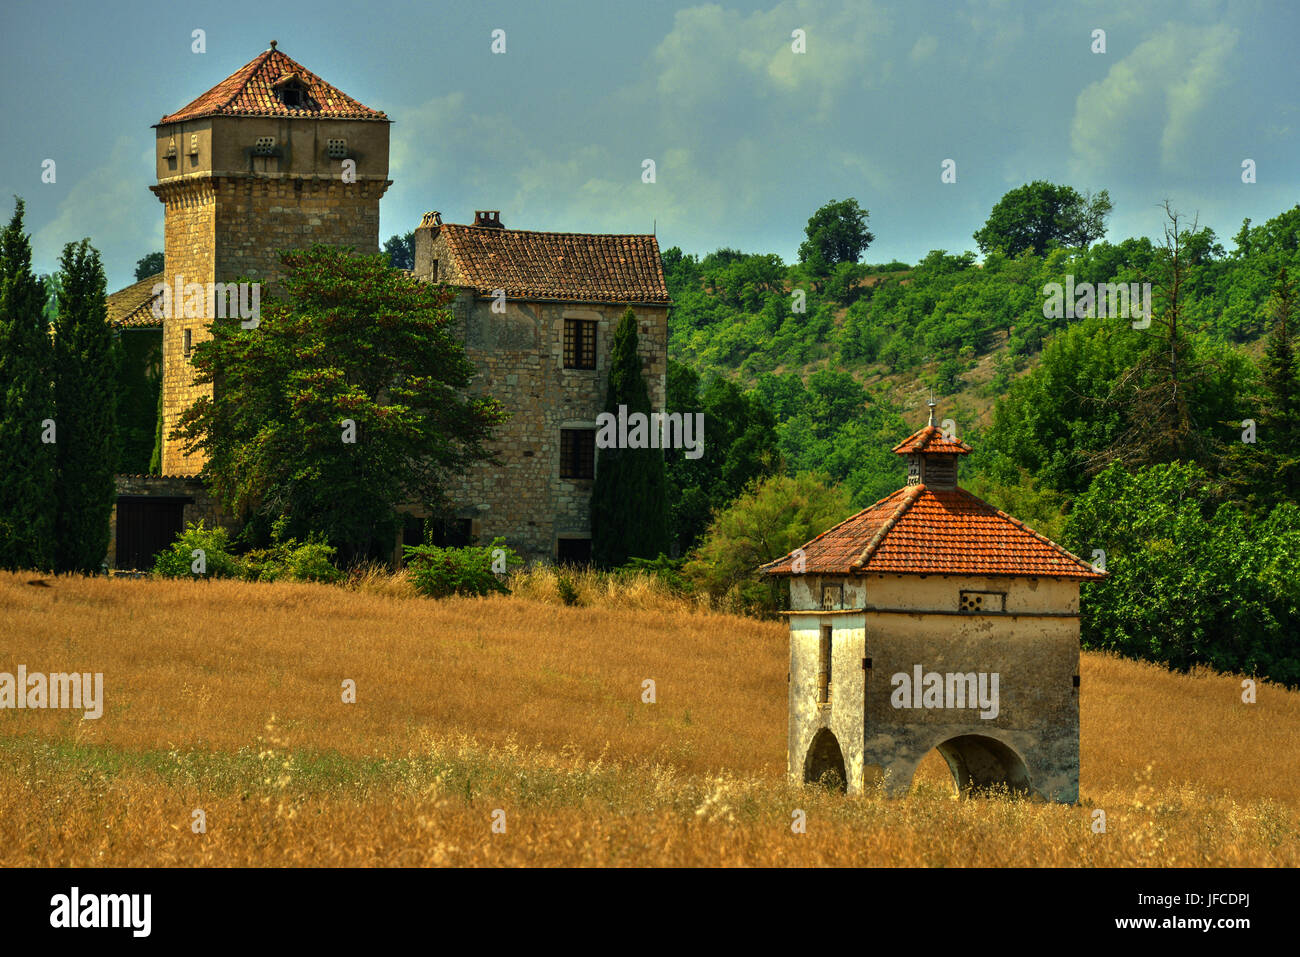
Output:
[106,273,163,329]
[436,223,669,303]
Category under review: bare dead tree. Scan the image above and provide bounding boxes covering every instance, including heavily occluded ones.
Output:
[1086,201,1221,474]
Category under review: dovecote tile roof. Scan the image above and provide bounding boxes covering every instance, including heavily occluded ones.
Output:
[759,485,1106,580]
[891,424,973,455]
[156,44,388,125]
[436,223,670,304]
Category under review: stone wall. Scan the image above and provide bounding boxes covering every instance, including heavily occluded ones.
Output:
[422,286,668,561]
[156,180,216,476]
[787,573,1082,802]
[151,113,391,477]
[108,474,235,570]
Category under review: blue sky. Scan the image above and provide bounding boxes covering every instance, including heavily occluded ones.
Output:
[2,0,1296,291]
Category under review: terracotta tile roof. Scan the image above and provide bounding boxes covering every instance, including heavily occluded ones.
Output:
[107,273,163,329]
[759,484,1105,580]
[157,44,387,124]
[892,424,972,455]
[437,224,670,303]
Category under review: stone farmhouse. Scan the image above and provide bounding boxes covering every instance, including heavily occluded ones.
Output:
[760,405,1107,802]
[105,42,669,568]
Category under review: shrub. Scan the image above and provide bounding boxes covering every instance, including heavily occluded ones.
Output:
[555,572,580,606]
[684,472,852,614]
[403,537,521,599]
[244,538,343,584]
[622,554,692,595]
[152,521,245,579]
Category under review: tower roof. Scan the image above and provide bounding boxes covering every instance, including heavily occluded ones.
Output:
[758,484,1106,580]
[156,42,388,125]
[891,424,972,455]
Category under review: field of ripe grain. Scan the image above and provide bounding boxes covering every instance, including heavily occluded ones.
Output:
[0,571,1296,866]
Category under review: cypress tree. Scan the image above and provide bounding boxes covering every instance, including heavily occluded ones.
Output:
[0,198,56,571]
[52,239,117,573]
[591,307,668,567]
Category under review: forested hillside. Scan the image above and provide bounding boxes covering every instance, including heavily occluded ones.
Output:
[665,192,1300,686]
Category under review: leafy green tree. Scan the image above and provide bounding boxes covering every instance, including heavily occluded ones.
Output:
[1064,461,1300,687]
[664,360,780,553]
[0,198,56,571]
[973,181,1111,256]
[134,252,164,281]
[798,199,874,273]
[684,471,852,613]
[592,307,669,567]
[174,245,507,562]
[383,231,415,271]
[52,239,118,573]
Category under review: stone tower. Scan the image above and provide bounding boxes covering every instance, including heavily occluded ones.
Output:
[760,406,1107,802]
[150,41,391,475]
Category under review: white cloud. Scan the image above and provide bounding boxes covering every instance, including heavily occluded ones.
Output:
[31,137,159,289]
[1069,22,1239,176]
[910,34,938,62]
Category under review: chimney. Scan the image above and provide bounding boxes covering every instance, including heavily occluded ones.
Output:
[413,211,443,279]
[473,210,504,229]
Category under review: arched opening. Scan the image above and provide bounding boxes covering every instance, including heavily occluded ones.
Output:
[803,728,847,793]
[915,734,1031,797]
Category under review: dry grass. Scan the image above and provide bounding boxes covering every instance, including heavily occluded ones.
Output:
[1,571,1296,866]
[506,564,710,613]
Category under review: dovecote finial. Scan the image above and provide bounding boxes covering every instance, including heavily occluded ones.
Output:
[927,391,937,428]
[269,39,278,50]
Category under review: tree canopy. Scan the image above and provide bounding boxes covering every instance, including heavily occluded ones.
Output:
[175,245,506,561]
[797,198,874,273]
[973,181,1111,256]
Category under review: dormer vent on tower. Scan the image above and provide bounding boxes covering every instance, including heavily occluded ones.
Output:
[890,404,972,490]
[272,72,314,110]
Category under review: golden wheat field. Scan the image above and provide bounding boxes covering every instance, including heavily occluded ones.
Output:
[0,569,1296,867]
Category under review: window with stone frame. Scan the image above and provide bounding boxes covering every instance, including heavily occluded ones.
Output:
[559,429,596,479]
[563,319,597,369]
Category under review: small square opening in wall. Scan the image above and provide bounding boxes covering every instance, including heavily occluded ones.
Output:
[959,590,1005,612]
[188,133,199,156]
[821,583,843,610]
[253,136,276,156]
[326,138,348,159]
[557,538,591,565]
